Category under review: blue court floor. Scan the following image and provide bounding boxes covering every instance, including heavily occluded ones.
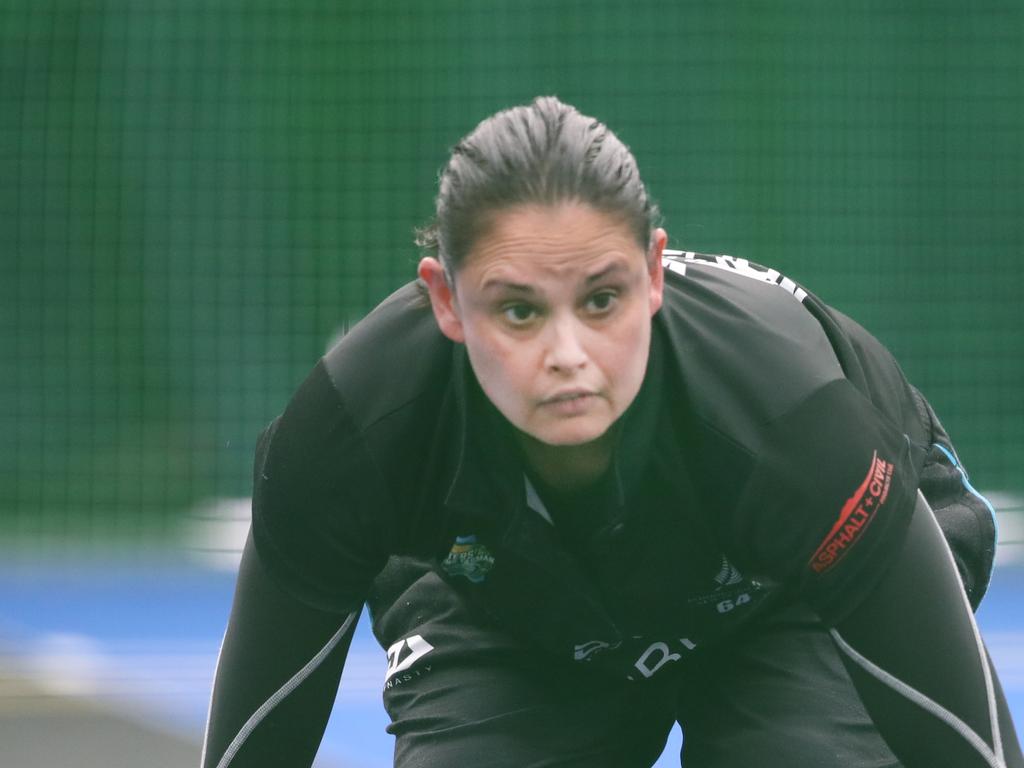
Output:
[0,543,1022,767]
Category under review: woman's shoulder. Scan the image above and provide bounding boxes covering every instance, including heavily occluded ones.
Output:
[320,280,454,433]
[657,251,848,448]
[257,281,454,494]
[250,281,456,584]
[659,251,924,445]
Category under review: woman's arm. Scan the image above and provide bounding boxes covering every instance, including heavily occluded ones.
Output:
[832,492,1022,768]
[201,531,359,768]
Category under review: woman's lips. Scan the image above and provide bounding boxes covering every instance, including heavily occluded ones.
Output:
[540,390,597,415]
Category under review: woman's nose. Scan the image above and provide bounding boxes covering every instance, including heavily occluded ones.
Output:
[543,315,588,374]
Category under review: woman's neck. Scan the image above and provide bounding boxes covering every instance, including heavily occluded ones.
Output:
[515,427,617,492]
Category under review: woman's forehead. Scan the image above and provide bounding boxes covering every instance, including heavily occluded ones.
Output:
[461,202,645,282]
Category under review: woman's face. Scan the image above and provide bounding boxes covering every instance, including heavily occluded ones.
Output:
[420,202,666,448]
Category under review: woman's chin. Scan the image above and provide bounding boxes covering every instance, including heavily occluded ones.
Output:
[524,419,615,449]
[546,432,605,448]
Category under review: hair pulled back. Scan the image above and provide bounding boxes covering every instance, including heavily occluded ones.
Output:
[417,96,660,279]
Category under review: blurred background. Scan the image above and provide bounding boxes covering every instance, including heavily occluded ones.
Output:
[1,1,1021,766]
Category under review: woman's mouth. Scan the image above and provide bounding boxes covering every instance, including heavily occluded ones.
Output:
[541,390,597,415]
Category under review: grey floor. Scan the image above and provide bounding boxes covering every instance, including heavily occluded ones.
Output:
[0,673,201,768]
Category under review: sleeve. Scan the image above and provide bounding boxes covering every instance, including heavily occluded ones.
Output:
[728,378,929,624]
[202,532,359,768]
[830,493,1022,768]
[251,360,396,613]
[824,305,998,609]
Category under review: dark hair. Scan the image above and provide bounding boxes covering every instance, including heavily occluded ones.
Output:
[417,96,660,281]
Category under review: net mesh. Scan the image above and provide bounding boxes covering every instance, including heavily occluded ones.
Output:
[2,0,1022,544]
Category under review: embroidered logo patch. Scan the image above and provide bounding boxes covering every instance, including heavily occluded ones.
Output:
[441,535,495,583]
[809,451,894,574]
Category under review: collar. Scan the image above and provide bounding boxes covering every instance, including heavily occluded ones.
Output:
[443,326,667,526]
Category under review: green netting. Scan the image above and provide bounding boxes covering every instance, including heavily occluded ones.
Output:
[2,1,1021,541]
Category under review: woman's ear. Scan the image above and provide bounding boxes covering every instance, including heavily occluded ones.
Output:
[647,228,667,315]
[418,257,466,343]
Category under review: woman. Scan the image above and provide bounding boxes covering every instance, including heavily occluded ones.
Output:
[202,96,1020,768]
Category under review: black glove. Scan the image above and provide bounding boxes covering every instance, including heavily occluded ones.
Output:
[919,440,997,610]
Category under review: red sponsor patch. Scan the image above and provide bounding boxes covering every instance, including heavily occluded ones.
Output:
[808,451,894,574]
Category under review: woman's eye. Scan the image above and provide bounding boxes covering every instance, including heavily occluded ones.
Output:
[502,303,537,325]
[585,290,618,314]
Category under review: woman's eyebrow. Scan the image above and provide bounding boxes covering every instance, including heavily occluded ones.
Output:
[480,278,536,294]
[585,262,628,284]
